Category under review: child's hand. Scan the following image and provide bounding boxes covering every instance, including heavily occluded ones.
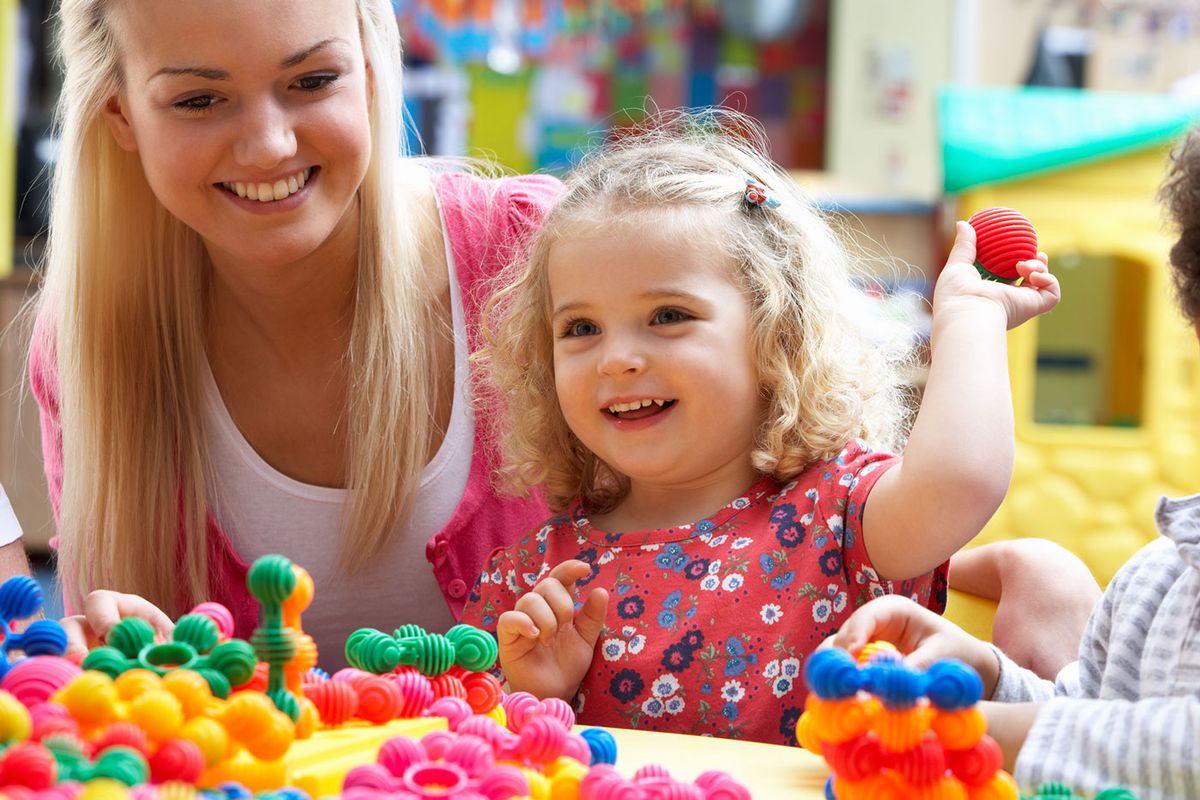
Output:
[936,220,1061,330]
[59,590,176,660]
[495,560,609,702]
[825,595,1000,699]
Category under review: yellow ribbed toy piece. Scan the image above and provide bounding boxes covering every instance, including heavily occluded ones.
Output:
[855,641,899,665]
[521,767,551,800]
[179,716,232,767]
[162,670,216,718]
[115,669,162,700]
[486,704,507,727]
[966,771,1020,800]
[546,756,588,799]
[55,672,122,728]
[0,690,30,742]
[128,688,185,742]
[77,779,133,800]
[154,782,200,800]
[871,705,933,751]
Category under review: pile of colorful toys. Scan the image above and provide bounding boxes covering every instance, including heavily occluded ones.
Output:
[0,554,753,799]
[796,642,1018,799]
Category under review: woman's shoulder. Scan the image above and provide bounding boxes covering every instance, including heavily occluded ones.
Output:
[431,168,563,232]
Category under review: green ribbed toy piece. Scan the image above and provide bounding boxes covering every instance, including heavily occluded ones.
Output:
[1020,784,1139,800]
[345,622,498,675]
[247,554,301,721]
[79,612,256,699]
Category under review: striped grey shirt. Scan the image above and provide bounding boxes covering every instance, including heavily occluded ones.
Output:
[991,494,1200,800]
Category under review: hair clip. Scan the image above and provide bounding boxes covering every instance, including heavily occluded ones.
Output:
[743,178,781,209]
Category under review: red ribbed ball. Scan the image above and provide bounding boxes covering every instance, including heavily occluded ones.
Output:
[967,207,1037,281]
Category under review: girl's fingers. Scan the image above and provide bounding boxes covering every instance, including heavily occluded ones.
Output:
[947,220,979,268]
[515,591,559,646]
[496,610,540,645]
[83,591,175,643]
[573,588,609,647]
[534,576,579,634]
[59,615,99,658]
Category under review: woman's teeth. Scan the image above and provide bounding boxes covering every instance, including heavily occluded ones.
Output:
[223,167,311,202]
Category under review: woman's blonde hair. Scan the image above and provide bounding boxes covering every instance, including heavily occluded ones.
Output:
[480,110,915,514]
[37,0,439,615]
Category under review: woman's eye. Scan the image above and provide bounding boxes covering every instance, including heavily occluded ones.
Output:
[652,308,692,325]
[295,74,339,92]
[562,319,600,337]
[174,94,218,113]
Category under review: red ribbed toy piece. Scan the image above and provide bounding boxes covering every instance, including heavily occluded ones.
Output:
[966,207,1038,282]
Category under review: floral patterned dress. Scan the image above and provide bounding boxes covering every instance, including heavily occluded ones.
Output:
[461,440,949,745]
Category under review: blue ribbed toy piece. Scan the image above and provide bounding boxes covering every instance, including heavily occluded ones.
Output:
[805,648,863,700]
[581,727,618,765]
[862,660,925,709]
[0,575,67,680]
[925,660,984,709]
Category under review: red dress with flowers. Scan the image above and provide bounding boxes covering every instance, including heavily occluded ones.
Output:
[461,440,949,745]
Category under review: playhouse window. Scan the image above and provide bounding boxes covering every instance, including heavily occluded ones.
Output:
[1033,253,1145,428]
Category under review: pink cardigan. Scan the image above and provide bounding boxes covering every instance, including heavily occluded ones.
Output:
[30,171,561,637]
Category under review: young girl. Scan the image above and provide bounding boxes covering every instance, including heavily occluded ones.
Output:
[28,0,559,665]
[829,128,1200,800]
[459,112,1060,745]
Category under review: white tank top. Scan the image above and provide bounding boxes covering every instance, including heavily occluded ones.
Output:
[203,217,472,669]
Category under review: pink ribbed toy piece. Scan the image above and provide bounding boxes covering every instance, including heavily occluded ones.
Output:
[378,735,426,777]
[424,696,473,730]
[189,602,235,640]
[695,770,754,800]
[538,696,576,729]
[419,729,457,761]
[1,657,81,708]
[500,691,540,732]
[392,670,435,718]
[515,714,568,764]
[442,735,495,777]
[476,763,529,799]
[966,206,1038,282]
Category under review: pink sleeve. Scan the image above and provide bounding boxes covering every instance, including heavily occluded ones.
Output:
[818,440,949,615]
[460,544,523,633]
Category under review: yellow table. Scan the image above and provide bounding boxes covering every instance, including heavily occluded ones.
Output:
[234,718,831,798]
[602,727,829,797]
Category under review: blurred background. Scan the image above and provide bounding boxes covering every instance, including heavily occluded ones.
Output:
[5,0,1200,616]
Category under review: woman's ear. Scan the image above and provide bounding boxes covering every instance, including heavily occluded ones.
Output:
[101,92,139,152]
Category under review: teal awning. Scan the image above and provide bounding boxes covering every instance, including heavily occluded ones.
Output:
[940,86,1200,193]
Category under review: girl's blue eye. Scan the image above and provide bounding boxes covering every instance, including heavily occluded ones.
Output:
[296,74,339,92]
[652,307,692,325]
[562,319,600,338]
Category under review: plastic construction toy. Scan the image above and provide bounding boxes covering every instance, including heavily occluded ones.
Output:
[1020,784,1138,800]
[0,575,69,679]
[966,206,1038,283]
[81,613,256,700]
[344,623,498,677]
[247,555,319,727]
[797,644,1019,799]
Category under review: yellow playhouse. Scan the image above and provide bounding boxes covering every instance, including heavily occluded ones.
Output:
[941,87,1200,587]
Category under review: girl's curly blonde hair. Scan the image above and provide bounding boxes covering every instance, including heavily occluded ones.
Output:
[479,110,916,514]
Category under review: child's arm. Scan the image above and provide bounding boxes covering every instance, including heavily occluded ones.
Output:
[950,540,1101,679]
[863,221,1061,580]
[495,560,609,702]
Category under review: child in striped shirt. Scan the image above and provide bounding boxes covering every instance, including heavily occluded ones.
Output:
[829,127,1200,800]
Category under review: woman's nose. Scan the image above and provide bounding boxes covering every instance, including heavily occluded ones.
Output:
[232,97,298,170]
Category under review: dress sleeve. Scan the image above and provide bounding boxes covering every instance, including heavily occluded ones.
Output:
[460,542,524,633]
[819,439,949,614]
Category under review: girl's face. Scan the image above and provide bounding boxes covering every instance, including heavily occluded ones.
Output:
[548,216,761,493]
[102,0,372,272]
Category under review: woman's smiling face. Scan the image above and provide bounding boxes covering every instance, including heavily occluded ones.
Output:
[102,0,372,271]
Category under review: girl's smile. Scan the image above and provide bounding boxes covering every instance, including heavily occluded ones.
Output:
[602,397,679,429]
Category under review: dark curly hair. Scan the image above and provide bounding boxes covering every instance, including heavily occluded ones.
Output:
[1160,129,1200,325]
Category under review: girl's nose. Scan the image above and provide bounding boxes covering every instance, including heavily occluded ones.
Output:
[232,98,298,169]
[597,337,647,377]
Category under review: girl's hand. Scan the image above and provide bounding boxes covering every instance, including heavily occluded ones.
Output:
[495,560,609,702]
[59,590,175,660]
[935,220,1061,330]
[825,595,1000,699]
